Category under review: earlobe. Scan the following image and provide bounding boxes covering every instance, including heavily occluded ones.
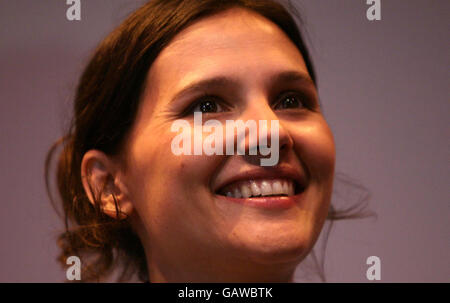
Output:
[81,150,134,220]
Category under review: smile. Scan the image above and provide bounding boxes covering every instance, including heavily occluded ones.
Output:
[214,166,307,209]
[217,178,297,198]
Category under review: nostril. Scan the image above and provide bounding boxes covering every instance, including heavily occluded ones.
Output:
[280,136,294,151]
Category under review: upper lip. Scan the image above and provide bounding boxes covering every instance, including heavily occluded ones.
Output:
[213,165,308,194]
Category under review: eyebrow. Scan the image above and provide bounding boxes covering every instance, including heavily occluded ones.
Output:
[170,70,315,104]
[272,71,315,87]
[169,76,238,105]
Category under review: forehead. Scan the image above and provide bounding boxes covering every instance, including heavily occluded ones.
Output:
[145,7,308,105]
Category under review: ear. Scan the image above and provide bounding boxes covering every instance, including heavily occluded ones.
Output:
[81,150,133,219]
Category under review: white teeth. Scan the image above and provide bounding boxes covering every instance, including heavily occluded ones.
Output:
[282,181,289,194]
[272,180,283,195]
[288,182,294,196]
[233,187,242,198]
[260,180,272,196]
[240,184,252,198]
[250,181,261,197]
[221,178,298,198]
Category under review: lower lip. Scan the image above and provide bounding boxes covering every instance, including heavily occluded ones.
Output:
[215,191,305,209]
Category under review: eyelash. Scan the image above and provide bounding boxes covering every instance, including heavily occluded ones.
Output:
[273,92,311,111]
[184,94,228,115]
[184,91,312,115]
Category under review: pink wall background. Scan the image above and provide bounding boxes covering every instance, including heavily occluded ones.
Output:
[0,0,448,282]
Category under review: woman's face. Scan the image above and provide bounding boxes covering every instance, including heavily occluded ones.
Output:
[122,8,335,282]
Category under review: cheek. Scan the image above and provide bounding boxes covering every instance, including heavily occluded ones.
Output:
[125,127,221,231]
[290,119,336,181]
[289,118,335,226]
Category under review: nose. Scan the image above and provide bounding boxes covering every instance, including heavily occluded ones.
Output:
[236,97,294,165]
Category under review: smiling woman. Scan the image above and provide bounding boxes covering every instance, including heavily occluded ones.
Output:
[46,0,370,282]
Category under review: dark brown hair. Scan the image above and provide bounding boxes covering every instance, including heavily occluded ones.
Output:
[46,0,372,282]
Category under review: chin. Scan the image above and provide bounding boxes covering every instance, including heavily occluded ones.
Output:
[227,224,315,265]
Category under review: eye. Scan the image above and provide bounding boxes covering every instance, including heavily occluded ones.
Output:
[274,93,304,110]
[190,95,225,114]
